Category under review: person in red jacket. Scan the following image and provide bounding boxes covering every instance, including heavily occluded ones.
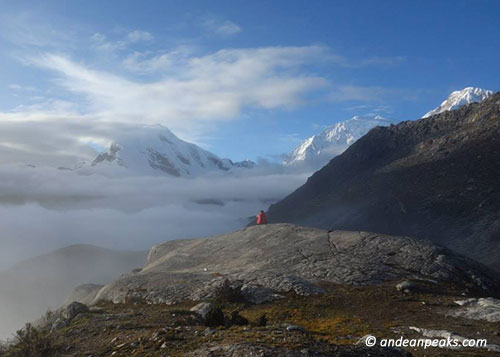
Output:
[256,210,267,225]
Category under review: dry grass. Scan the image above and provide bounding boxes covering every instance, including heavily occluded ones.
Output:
[21,282,500,356]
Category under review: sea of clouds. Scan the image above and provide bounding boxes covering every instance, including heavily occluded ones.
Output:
[0,164,308,270]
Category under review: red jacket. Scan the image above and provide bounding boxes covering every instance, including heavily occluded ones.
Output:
[256,212,267,225]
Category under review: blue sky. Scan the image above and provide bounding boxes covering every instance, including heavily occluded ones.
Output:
[0,0,499,162]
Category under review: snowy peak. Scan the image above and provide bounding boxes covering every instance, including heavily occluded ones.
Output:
[87,125,254,177]
[92,143,123,167]
[423,87,493,118]
[284,114,393,169]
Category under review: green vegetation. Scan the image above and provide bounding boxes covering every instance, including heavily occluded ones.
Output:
[2,324,55,357]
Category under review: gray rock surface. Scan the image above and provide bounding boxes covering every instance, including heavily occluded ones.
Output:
[396,281,415,293]
[190,302,213,318]
[451,297,500,322]
[409,326,500,352]
[63,301,89,321]
[89,224,499,305]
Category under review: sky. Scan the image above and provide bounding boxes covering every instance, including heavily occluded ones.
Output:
[0,0,499,162]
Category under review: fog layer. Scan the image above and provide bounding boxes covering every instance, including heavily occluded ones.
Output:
[0,165,308,268]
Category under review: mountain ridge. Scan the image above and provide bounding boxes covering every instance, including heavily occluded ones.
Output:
[266,91,500,270]
[423,87,493,118]
[284,87,493,171]
[86,125,255,177]
[284,115,394,170]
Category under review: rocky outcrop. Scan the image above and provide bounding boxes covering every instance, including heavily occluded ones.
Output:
[89,224,500,305]
[62,301,89,321]
[451,297,500,322]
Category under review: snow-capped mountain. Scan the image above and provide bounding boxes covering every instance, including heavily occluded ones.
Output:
[422,87,493,118]
[284,115,393,169]
[87,125,255,177]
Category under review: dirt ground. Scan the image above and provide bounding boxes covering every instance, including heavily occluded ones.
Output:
[12,281,494,356]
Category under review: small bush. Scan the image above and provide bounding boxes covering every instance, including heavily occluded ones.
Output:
[256,313,267,327]
[229,311,249,326]
[204,306,225,327]
[0,341,8,355]
[6,323,55,357]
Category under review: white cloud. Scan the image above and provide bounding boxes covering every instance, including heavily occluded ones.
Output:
[90,30,153,52]
[123,51,172,72]
[202,18,242,37]
[342,104,394,115]
[25,46,327,137]
[8,83,38,92]
[90,32,127,52]
[90,32,106,43]
[127,30,153,42]
[122,46,195,73]
[0,11,77,50]
[0,119,98,166]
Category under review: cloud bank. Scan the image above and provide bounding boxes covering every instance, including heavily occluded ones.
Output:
[0,165,308,270]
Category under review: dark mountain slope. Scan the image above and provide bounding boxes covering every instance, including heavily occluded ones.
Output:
[267,92,500,270]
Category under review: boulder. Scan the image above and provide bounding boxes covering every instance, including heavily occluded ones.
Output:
[63,301,89,321]
[396,281,415,293]
[190,302,212,319]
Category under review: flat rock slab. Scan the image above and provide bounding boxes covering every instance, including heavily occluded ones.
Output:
[83,224,499,304]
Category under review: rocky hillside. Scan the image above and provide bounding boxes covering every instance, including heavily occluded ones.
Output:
[267,92,500,271]
[71,224,499,306]
[283,87,492,172]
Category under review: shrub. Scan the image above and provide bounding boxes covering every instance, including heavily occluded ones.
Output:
[204,306,225,327]
[0,341,7,355]
[256,313,267,327]
[229,311,249,326]
[6,323,54,357]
